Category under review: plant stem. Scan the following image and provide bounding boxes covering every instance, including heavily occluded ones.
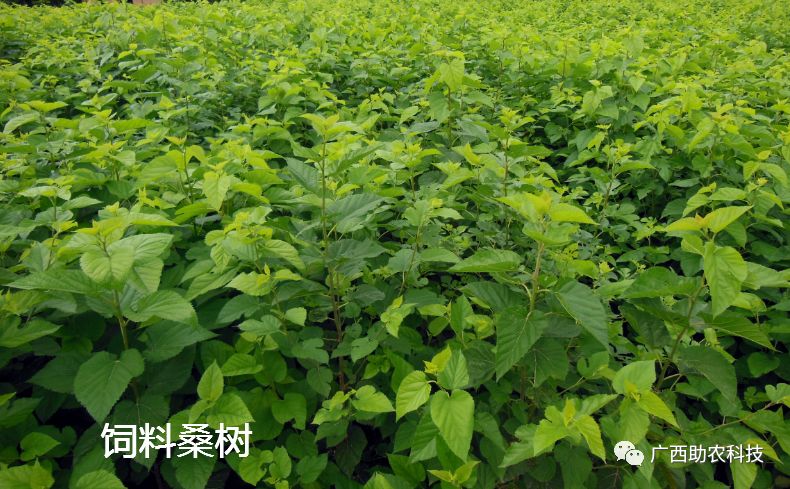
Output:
[320,139,328,249]
[319,138,346,390]
[528,240,545,315]
[657,278,706,387]
[400,222,422,294]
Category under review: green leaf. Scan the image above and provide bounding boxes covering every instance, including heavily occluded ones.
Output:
[114,233,173,261]
[80,243,135,284]
[747,352,779,377]
[430,390,474,460]
[533,414,571,455]
[388,454,426,485]
[555,281,609,348]
[622,267,698,298]
[351,386,394,413]
[124,290,196,324]
[449,248,522,273]
[395,371,431,420]
[636,391,678,427]
[706,206,751,233]
[495,308,547,380]
[197,362,223,402]
[262,239,305,272]
[3,113,39,133]
[439,58,464,92]
[574,415,606,460]
[74,349,145,422]
[420,248,460,263]
[327,193,384,233]
[449,295,472,337]
[9,269,98,294]
[0,462,54,489]
[437,349,470,390]
[617,398,650,443]
[703,313,774,350]
[272,393,307,428]
[207,392,253,428]
[612,361,656,394]
[731,462,757,489]
[409,410,440,462]
[296,453,328,484]
[501,438,536,467]
[0,318,60,348]
[703,243,748,316]
[221,353,263,376]
[678,345,738,405]
[73,470,124,489]
[270,446,292,479]
[203,171,233,211]
[227,272,274,297]
[20,432,60,461]
[173,454,216,489]
[381,296,414,338]
[30,351,89,393]
[548,203,596,224]
[144,322,215,363]
[285,307,307,326]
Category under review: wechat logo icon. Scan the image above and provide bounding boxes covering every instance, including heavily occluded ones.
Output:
[614,440,645,466]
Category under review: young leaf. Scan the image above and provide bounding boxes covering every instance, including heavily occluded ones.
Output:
[395,371,431,420]
[437,349,470,390]
[197,362,223,402]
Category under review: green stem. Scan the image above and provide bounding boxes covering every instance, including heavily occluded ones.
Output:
[320,139,328,250]
[319,138,346,390]
[400,222,422,294]
[657,278,706,387]
[699,402,777,435]
[528,240,545,315]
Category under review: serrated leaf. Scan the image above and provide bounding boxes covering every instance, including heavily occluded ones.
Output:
[0,318,60,348]
[207,392,253,428]
[74,349,145,422]
[574,415,606,460]
[124,290,196,324]
[495,308,547,380]
[80,244,135,284]
[449,248,522,273]
[622,267,698,298]
[703,243,747,316]
[555,281,609,348]
[678,345,738,405]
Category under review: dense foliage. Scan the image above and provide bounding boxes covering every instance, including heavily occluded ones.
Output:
[1,0,789,487]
